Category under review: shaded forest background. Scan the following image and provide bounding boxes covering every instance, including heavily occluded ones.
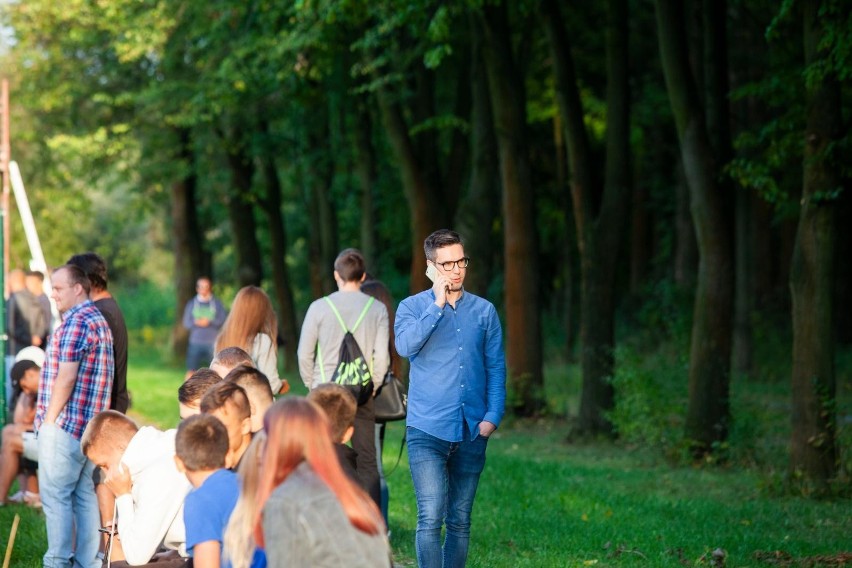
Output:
[0,0,849,492]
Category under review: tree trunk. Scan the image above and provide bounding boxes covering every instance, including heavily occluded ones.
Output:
[673,167,698,288]
[835,188,852,345]
[411,65,441,193]
[541,0,630,433]
[304,121,338,297]
[353,99,378,268]
[306,177,325,299]
[223,133,263,287]
[444,58,472,218]
[629,182,650,295]
[751,193,774,306]
[258,118,299,371]
[656,0,734,454]
[789,0,841,489]
[455,14,500,299]
[703,0,750,377]
[732,183,753,376]
[375,86,445,294]
[479,0,544,416]
[308,175,337,297]
[170,128,208,359]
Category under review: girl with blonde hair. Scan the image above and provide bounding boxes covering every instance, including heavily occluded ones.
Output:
[254,397,390,567]
[222,432,267,568]
[215,286,286,394]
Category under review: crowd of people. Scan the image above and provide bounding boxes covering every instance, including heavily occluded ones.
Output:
[0,228,507,568]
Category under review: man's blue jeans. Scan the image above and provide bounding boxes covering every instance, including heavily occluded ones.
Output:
[185,341,214,371]
[407,426,488,568]
[38,423,101,568]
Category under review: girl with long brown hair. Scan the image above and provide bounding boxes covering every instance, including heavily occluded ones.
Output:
[214,286,285,394]
[254,397,390,567]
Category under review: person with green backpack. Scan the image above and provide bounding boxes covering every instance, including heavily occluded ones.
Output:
[297,248,390,509]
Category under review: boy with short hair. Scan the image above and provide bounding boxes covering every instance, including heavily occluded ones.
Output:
[209,347,254,379]
[174,414,239,568]
[81,410,191,565]
[200,382,252,470]
[307,383,359,484]
[178,368,222,420]
[223,365,273,433]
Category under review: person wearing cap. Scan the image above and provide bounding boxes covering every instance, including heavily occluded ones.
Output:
[0,346,45,506]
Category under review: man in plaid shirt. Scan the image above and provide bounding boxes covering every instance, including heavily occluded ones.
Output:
[35,264,114,568]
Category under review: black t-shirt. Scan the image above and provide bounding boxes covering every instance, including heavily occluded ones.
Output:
[95,296,130,413]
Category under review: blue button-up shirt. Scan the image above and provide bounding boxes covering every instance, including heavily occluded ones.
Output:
[395,289,506,442]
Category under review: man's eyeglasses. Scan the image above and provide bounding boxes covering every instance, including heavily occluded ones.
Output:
[434,257,470,271]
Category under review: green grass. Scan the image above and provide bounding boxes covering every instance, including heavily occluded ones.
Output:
[2,337,850,567]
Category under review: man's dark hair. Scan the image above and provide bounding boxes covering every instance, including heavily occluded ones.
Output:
[66,252,109,291]
[333,248,366,282]
[224,365,273,404]
[25,270,44,281]
[178,368,223,405]
[200,381,251,421]
[56,264,92,296]
[307,383,357,443]
[175,414,230,471]
[211,346,253,369]
[424,229,464,261]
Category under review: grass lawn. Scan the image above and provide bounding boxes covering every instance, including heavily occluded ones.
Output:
[1,339,849,567]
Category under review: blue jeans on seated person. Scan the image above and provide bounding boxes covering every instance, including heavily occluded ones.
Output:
[38,422,101,568]
[407,425,488,568]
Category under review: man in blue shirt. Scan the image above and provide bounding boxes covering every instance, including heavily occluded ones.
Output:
[395,229,506,568]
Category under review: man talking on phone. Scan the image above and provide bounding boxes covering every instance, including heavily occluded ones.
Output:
[395,229,506,568]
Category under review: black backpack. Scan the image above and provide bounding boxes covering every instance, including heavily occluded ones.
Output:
[319,296,375,405]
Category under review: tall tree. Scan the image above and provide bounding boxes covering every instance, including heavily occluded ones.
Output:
[789,0,843,490]
[656,0,734,454]
[346,3,471,293]
[479,1,544,415]
[221,127,263,287]
[170,127,210,357]
[542,0,631,434]
[304,122,339,297]
[454,14,500,298]
[701,0,750,378]
[258,116,299,371]
[353,100,379,267]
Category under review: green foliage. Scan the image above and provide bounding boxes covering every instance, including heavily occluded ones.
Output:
[632,278,694,349]
[608,343,688,456]
[112,283,176,330]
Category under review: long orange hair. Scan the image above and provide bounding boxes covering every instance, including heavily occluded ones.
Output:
[253,398,385,547]
[215,286,278,353]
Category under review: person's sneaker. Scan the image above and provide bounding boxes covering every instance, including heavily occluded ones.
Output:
[24,491,42,508]
[7,490,27,504]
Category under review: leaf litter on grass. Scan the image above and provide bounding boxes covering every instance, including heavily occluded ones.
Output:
[753,550,852,566]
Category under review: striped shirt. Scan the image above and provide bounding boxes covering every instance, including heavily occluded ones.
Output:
[35,299,114,440]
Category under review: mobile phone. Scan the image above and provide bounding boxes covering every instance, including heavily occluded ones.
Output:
[425,263,437,282]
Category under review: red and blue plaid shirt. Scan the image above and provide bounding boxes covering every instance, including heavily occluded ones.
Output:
[35,299,114,440]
